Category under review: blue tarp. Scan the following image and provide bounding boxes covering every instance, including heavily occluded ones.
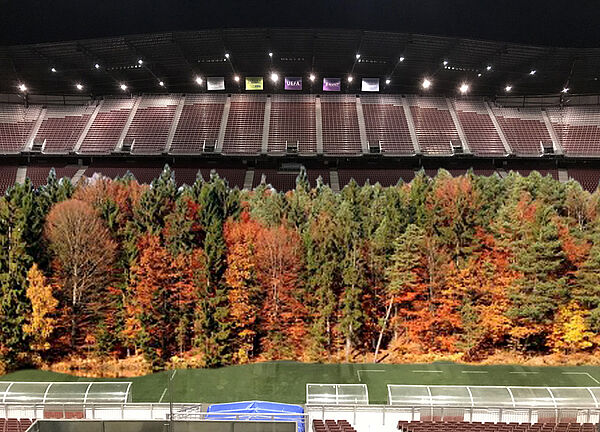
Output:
[206,401,305,432]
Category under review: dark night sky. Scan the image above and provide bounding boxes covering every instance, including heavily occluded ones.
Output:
[0,0,599,47]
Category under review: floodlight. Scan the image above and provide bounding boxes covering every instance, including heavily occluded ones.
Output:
[505,85,513,92]
[459,83,470,94]
[195,76,203,85]
[137,59,143,65]
[159,81,165,87]
[486,65,492,71]
[399,56,405,62]
[270,73,279,82]
[120,83,128,91]
[347,75,353,83]
[234,75,240,82]
[355,53,361,59]
[225,53,230,59]
[268,52,273,57]
[94,63,100,69]
[51,67,57,73]
[443,60,449,66]
[385,78,391,85]
[477,73,482,77]
[18,83,27,92]
[562,87,569,93]
[309,74,316,82]
[422,78,432,89]
[529,69,536,75]
[75,83,83,91]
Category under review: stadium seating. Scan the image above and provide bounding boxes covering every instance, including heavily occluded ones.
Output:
[338,168,415,187]
[222,95,265,154]
[547,106,600,156]
[79,98,135,154]
[397,421,596,432]
[361,95,415,155]
[126,95,179,154]
[0,419,34,432]
[0,165,18,193]
[313,419,357,432]
[493,107,551,156]
[568,168,600,192]
[34,105,95,153]
[453,100,506,156]
[407,97,456,156]
[268,95,317,154]
[0,104,42,153]
[170,94,226,154]
[25,164,80,187]
[321,95,362,155]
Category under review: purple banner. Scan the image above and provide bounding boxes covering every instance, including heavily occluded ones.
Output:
[323,78,341,92]
[284,77,303,90]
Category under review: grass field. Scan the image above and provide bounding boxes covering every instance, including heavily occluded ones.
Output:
[2,362,600,405]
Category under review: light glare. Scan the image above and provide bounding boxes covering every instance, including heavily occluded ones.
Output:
[195,76,203,85]
[159,81,165,87]
[422,78,432,89]
[234,75,240,82]
[459,83,470,94]
[385,78,391,85]
[399,56,405,62]
[94,63,100,69]
[309,74,316,82]
[51,67,57,73]
[505,85,513,92]
[137,59,143,65]
[18,83,27,92]
[562,87,569,93]
[530,69,536,75]
[347,75,353,83]
[75,83,83,91]
[120,83,128,91]
[271,73,279,82]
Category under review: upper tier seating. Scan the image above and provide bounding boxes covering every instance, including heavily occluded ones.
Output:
[493,107,552,156]
[79,98,135,154]
[170,94,226,154]
[397,421,596,432]
[0,104,42,153]
[321,95,362,155]
[548,106,600,156]
[453,100,506,156]
[361,95,415,155]
[126,95,179,154]
[268,95,317,154]
[407,97,456,156]
[34,105,95,153]
[0,418,34,432]
[222,95,265,154]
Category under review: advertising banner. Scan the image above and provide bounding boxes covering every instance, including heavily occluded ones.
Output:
[323,78,341,92]
[361,78,380,92]
[245,77,264,91]
[207,77,225,91]
[284,77,303,90]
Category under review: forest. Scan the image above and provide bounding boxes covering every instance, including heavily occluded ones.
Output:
[1,166,600,373]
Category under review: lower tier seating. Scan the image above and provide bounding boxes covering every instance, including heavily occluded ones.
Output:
[397,421,596,432]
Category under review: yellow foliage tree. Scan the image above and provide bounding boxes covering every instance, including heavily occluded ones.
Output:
[23,264,58,352]
[549,302,594,353]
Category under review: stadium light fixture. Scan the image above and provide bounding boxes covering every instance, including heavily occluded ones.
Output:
[505,85,513,92]
[271,72,279,82]
[51,67,57,73]
[486,65,492,71]
[137,59,143,65]
[347,75,353,83]
[159,81,165,87]
[443,60,449,66]
[94,63,100,69]
[234,75,240,82]
[268,52,273,58]
[355,53,361,59]
[529,69,536,75]
[195,76,203,85]
[562,87,569,93]
[225,53,230,59]
[309,74,316,82]
[399,56,405,62]
[421,78,432,89]
[459,83,470,94]
[75,83,84,91]
[385,78,391,85]
[18,83,27,92]
[120,83,128,91]
[477,73,482,77]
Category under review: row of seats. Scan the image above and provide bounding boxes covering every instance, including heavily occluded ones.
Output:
[2,96,599,156]
[0,419,33,432]
[397,421,597,432]
[313,419,357,432]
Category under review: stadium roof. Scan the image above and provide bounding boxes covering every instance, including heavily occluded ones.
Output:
[1,28,600,97]
[0,382,132,404]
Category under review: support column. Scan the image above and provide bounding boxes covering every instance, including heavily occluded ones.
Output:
[484,101,512,155]
[216,96,231,153]
[74,101,102,153]
[315,96,324,155]
[446,98,471,154]
[165,95,185,153]
[402,96,421,155]
[15,166,27,184]
[261,96,271,155]
[355,96,369,154]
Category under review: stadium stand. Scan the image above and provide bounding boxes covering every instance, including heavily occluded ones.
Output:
[361,95,415,155]
[493,107,552,156]
[125,95,179,154]
[170,94,226,154]
[321,95,362,155]
[547,106,600,156]
[397,422,597,432]
[0,104,42,153]
[78,98,135,154]
[268,95,318,154]
[407,97,456,156]
[568,168,600,192]
[34,105,95,153]
[222,94,265,155]
[338,168,415,187]
[25,164,80,187]
[0,419,33,432]
[0,165,18,193]
[453,100,507,156]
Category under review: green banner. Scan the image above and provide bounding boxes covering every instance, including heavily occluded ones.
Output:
[245,77,264,90]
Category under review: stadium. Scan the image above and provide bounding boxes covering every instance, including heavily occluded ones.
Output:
[2,1,600,432]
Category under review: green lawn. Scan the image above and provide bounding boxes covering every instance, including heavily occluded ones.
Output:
[2,361,600,405]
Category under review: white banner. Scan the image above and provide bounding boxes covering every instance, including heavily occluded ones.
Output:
[207,77,225,91]
[361,78,380,92]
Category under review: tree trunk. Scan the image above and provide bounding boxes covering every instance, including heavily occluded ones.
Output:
[374,296,394,362]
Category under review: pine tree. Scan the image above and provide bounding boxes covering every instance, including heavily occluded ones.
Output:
[574,229,600,332]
